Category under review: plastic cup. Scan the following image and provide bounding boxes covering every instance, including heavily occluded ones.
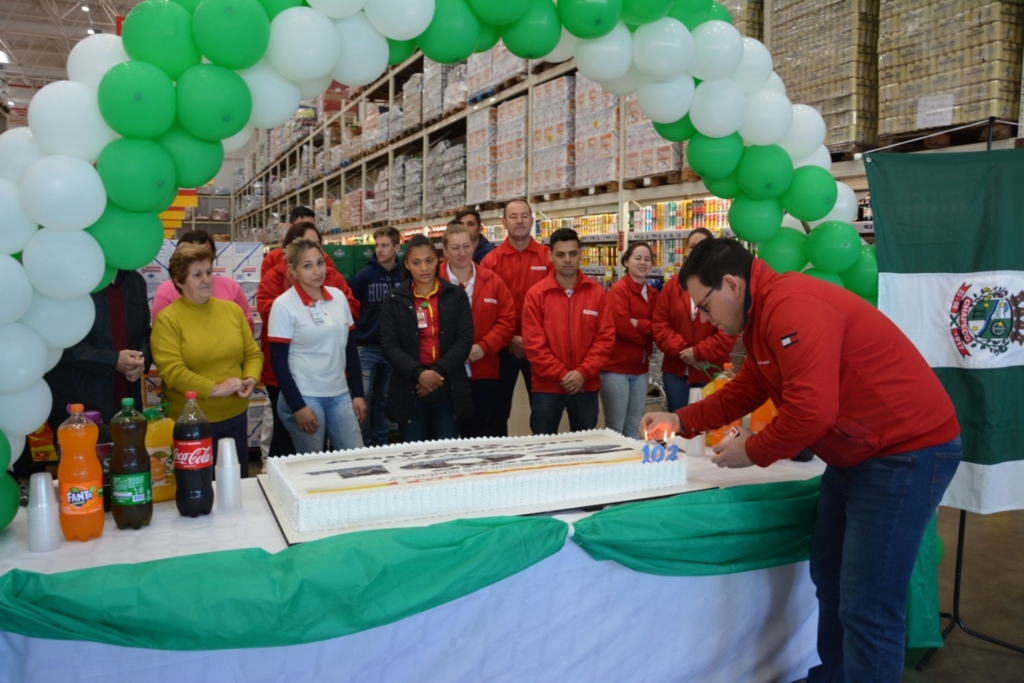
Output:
[215,438,241,510]
[27,472,62,553]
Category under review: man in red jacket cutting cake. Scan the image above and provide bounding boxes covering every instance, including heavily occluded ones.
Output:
[641,238,961,683]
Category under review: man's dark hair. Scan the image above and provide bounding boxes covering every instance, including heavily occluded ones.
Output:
[502,199,532,218]
[288,206,315,224]
[689,227,715,242]
[455,208,481,225]
[178,229,216,254]
[284,220,321,248]
[549,227,580,249]
[679,237,753,290]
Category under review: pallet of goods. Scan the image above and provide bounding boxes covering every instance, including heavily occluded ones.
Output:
[574,74,620,189]
[466,106,498,205]
[722,0,765,39]
[495,96,528,201]
[531,75,576,196]
[624,94,683,180]
[402,74,423,133]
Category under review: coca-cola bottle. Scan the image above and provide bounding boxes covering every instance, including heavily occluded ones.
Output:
[173,391,214,517]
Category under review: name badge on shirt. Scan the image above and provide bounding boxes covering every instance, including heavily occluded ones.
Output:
[416,307,428,329]
[309,302,327,325]
[531,265,548,271]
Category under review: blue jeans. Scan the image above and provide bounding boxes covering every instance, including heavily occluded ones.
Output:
[358,345,392,446]
[662,372,690,412]
[530,391,599,435]
[462,378,498,439]
[807,437,962,683]
[600,372,648,439]
[277,393,365,455]
[398,398,460,443]
[490,349,532,437]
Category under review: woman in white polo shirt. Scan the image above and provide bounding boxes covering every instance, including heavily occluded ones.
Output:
[268,238,367,454]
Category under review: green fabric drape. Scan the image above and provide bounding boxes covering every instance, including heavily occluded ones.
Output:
[0,515,568,651]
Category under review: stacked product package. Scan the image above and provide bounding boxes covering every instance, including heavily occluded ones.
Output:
[721,0,764,39]
[443,63,468,115]
[403,154,423,218]
[531,75,576,194]
[332,190,371,230]
[466,106,498,204]
[423,59,466,122]
[495,96,528,201]
[769,0,879,152]
[403,74,423,133]
[575,74,621,188]
[425,140,451,215]
[442,143,467,211]
[388,103,404,141]
[624,95,683,179]
[491,42,527,84]
[390,155,407,221]
[467,52,493,102]
[371,167,389,223]
[363,105,390,149]
[878,1,1023,137]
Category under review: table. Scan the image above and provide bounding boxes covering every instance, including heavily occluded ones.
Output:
[0,454,826,683]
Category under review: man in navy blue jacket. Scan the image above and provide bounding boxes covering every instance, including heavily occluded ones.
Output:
[349,227,403,446]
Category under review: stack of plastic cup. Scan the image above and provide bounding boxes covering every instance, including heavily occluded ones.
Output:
[27,472,62,553]
[215,438,242,510]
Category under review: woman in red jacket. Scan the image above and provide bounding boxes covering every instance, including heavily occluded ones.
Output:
[441,221,516,438]
[600,242,660,439]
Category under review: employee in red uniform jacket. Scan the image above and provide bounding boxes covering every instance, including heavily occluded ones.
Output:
[480,199,551,436]
[442,221,516,439]
[522,227,615,435]
[641,238,961,683]
[600,242,659,439]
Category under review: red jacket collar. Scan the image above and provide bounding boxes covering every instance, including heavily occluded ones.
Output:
[535,269,597,293]
[293,282,334,305]
[745,258,776,326]
[499,236,544,255]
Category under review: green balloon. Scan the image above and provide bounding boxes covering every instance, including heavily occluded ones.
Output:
[622,0,673,25]
[502,0,562,60]
[840,245,879,298]
[193,0,270,70]
[653,114,695,142]
[155,122,225,188]
[92,265,119,293]
[468,0,530,25]
[176,64,252,141]
[97,139,179,213]
[558,0,623,39]
[86,202,166,271]
[860,294,878,308]
[419,0,481,64]
[0,475,19,532]
[171,0,203,12]
[806,220,861,274]
[97,61,177,140]
[728,194,782,243]
[686,132,744,180]
[706,1,732,22]
[757,228,808,273]
[703,172,742,199]
[737,145,794,200]
[388,38,418,65]
[475,23,501,52]
[803,268,844,287]
[122,0,202,81]
[780,166,838,222]
[0,428,10,472]
[666,0,711,30]
[256,0,304,20]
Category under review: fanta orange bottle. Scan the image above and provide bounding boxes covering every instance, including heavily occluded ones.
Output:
[57,404,105,541]
[709,364,742,445]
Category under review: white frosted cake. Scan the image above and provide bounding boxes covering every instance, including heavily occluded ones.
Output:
[266,430,688,533]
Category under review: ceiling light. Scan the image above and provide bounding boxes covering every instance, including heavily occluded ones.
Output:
[6,101,13,107]
[0,51,8,64]
[82,5,90,11]
[87,28,95,34]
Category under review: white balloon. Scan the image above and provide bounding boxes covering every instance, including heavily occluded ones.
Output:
[632,18,693,81]
[542,28,577,63]
[637,74,696,124]
[19,291,96,349]
[793,144,832,171]
[297,74,336,100]
[45,347,63,372]
[0,178,37,254]
[5,432,26,469]
[600,62,641,97]
[22,229,105,301]
[308,0,367,19]
[0,128,45,186]
[66,34,129,90]
[364,0,435,41]
[0,323,47,395]
[764,71,786,95]
[738,89,793,146]
[0,379,52,437]
[223,124,255,153]
[688,20,743,81]
[810,182,858,227]
[689,79,747,138]
[19,155,106,232]
[731,38,773,94]
[332,12,389,87]
[782,214,807,232]
[268,7,343,82]
[240,59,302,129]
[0,254,32,325]
[778,104,826,161]
[574,22,633,84]
[27,80,117,163]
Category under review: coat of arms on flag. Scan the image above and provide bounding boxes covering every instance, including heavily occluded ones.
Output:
[949,284,1024,358]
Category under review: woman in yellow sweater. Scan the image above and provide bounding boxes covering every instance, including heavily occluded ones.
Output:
[151,243,263,476]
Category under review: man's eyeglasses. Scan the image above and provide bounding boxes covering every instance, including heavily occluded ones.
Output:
[694,287,715,314]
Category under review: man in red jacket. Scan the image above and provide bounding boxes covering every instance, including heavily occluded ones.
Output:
[481,199,552,436]
[522,228,615,435]
[642,238,961,683]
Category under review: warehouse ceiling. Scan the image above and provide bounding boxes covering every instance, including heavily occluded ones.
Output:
[0,0,139,110]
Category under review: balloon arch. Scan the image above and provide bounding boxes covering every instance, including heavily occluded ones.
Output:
[0,0,878,523]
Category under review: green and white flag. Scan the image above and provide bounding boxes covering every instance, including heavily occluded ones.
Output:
[867,149,1024,514]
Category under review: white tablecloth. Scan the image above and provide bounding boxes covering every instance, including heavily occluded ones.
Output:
[0,454,826,683]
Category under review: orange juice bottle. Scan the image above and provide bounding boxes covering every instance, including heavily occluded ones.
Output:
[144,405,176,503]
[709,364,742,446]
[751,399,778,433]
[57,404,105,541]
